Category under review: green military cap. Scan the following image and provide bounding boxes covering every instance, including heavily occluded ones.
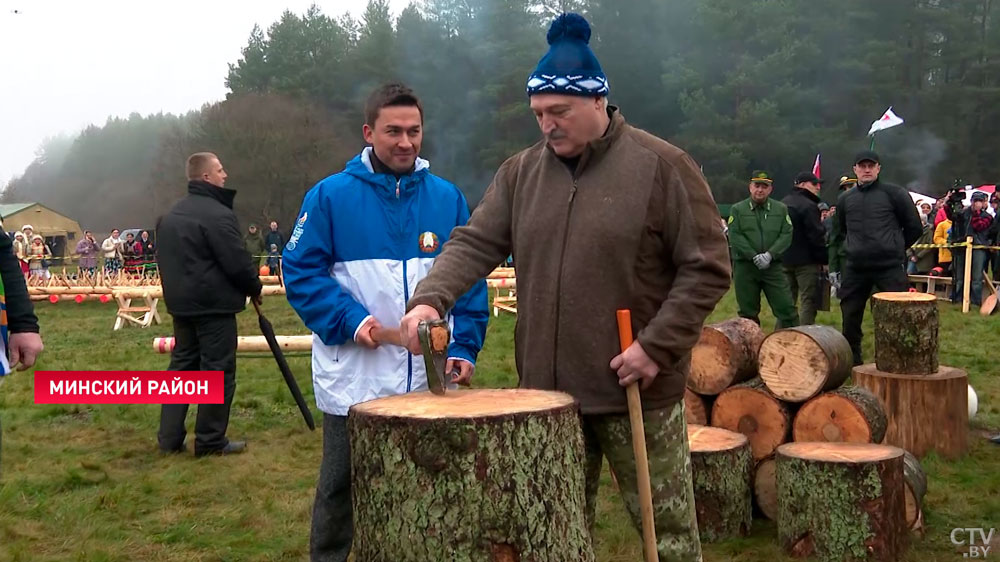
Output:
[839,175,858,189]
[749,170,773,185]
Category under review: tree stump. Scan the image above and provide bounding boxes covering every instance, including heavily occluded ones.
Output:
[684,388,711,426]
[758,325,853,402]
[871,292,938,375]
[349,389,594,562]
[710,377,793,461]
[777,442,907,562]
[792,386,887,444]
[687,425,753,542]
[853,364,968,459]
[902,450,927,531]
[689,318,764,395]
[753,454,779,520]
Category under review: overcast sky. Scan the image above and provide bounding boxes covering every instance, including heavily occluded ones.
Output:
[0,0,409,184]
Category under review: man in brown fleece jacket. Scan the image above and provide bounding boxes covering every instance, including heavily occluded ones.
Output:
[401,13,730,560]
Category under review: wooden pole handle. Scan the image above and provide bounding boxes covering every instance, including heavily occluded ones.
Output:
[370,326,404,347]
[963,236,973,314]
[616,309,659,562]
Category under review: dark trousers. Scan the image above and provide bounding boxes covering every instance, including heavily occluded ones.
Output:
[157,314,238,454]
[839,263,908,365]
[310,414,352,562]
[955,250,989,306]
[785,264,821,325]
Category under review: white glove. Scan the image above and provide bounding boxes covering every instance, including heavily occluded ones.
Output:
[753,252,773,270]
[829,272,841,290]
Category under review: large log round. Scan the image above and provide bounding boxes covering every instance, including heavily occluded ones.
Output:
[684,388,711,426]
[792,386,887,444]
[777,442,907,561]
[688,318,764,395]
[853,364,968,459]
[349,389,594,562]
[710,378,793,461]
[687,425,753,542]
[752,455,778,520]
[871,292,938,375]
[902,451,927,531]
[758,325,853,402]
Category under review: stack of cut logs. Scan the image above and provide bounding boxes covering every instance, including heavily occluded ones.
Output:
[686,314,932,560]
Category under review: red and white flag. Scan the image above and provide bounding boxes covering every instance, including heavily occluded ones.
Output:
[812,154,821,179]
[868,107,904,135]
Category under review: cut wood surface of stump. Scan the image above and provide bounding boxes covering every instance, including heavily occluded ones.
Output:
[902,451,927,531]
[871,292,938,375]
[689,318,764,395]
[753,455,778,520]
[777,442,907,562]
[687,425,753,542]
[711,377,793,460]
[758,325,853,402]
[792,386,887,444]
[684,388,711,426]
[349,389,594,562]
[853,364,968,459]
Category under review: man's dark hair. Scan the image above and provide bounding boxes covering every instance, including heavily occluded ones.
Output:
[364,83,423,127]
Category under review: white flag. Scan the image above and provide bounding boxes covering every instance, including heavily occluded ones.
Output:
[868,107,904,136]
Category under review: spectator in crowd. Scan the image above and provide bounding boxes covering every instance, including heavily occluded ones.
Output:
[12,232,28,277]
[906,222,937,274]
[265,221,284,254]
[243,224,265,268]
[918,202,933,226]
[990,196,1000,281]
[123,232,142,275]
[138,231,157,276]
[75,230,100,276]
[953,191,993,306]
[27,235,51,279]
[102,229,124,274]
[933,215,953,277]
[266,244,281,277]
[827,176,856,292]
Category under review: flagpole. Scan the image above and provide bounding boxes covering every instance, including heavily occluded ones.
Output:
[869,132,876,151]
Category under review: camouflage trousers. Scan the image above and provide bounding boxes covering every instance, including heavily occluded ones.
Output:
[582,400,702,562]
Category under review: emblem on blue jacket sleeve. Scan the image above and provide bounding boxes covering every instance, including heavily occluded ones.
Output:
[286,212,307,251]
[418,231,439,253]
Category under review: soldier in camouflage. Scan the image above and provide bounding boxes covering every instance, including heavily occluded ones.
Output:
[727,171,798,328]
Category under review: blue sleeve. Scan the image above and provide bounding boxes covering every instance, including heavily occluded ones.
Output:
[447,193,489,364]
[282,184,370,346]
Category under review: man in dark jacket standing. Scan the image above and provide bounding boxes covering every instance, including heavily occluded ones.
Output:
[400,14,730,561]
[782,172,828,325]
[156,152,263,456]
[833,151,922,365]
[244,224,266,269]
[952,191,993,306]
[0,226,44,476]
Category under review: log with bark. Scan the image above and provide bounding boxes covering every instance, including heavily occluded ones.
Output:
[687,424,753,542]
[792,386,887,444]
[348,389,594,562]
[853,364,968,459]
[777,442,907,562]
[752,454,778,520]
[758,325,853,402]
[871,292,939,375]
[684,388,712,426]
[688,318,764,395]
[710,377,793,461]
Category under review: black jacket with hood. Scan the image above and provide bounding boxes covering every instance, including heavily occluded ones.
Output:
[835,177,923,270]
[156,181,262,316]
[781,187,828,266]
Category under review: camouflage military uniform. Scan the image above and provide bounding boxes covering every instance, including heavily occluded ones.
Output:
[583,401,702,562]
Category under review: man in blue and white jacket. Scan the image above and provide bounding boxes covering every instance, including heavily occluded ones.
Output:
[282,83,488,562]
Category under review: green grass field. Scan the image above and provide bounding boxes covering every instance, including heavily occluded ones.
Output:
[0,290,997,561]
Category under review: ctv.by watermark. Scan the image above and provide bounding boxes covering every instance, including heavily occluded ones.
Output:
[951,528,996,558]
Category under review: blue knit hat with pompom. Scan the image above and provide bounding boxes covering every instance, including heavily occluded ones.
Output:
[526,13,609,97]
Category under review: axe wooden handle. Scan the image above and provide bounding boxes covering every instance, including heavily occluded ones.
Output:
[370,326,404,347]
[617,309,659,562]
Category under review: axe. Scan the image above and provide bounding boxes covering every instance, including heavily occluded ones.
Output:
[370,320,457,395]
[617,309,659,562]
